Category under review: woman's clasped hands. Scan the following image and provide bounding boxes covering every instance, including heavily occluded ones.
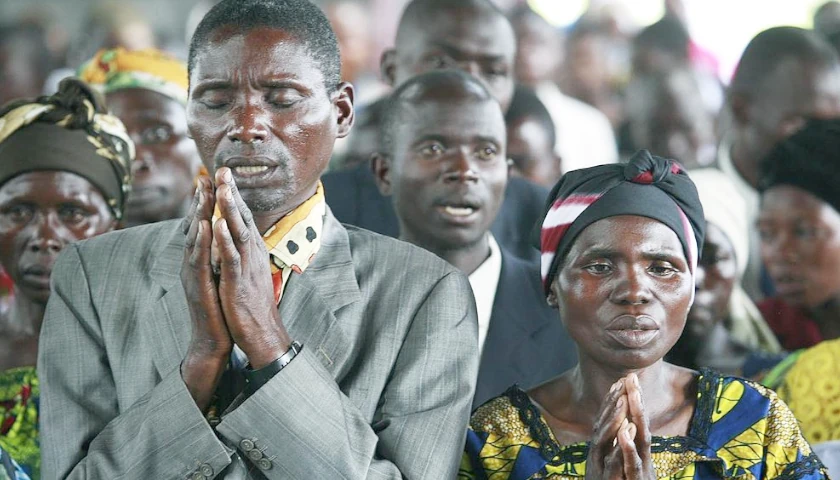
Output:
[585,373,657,480]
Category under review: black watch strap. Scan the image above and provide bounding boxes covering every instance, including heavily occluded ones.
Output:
[243,341,302,393]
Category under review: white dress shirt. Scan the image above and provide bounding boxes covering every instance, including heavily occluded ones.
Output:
[468,234,502,357]
[535,82,619,173]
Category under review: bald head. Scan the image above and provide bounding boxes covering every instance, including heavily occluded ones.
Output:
[381,0,516,111]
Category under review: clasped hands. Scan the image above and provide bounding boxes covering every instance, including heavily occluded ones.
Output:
[180,168,291,410]
[585,373,656,480]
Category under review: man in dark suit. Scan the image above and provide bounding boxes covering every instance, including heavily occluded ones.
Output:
[323,0,546,261]
[373,69,576,408]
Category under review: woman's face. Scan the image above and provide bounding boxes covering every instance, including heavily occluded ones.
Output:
[758,185,840,309]
[0,171,116,304]
[685,222,738,337]
[550,215,693,369]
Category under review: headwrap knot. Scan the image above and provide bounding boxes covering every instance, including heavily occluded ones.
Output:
[539,150,705,294]
[0,78,135,219]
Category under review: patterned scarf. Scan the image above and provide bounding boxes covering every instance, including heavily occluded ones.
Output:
[539,150,705,294]
[213,182,326,305]
[78,48,189,105]
[0,97,134,220]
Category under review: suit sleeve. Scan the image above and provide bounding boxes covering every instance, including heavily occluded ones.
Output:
[215,270,480,479]
[38,245,235,479]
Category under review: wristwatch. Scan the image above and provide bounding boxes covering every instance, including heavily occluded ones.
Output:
[243,341,303,394]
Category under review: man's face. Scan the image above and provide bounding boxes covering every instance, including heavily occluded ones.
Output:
[187,27,353,216]
[387,98,508,251]
[513,14,561,87]
[737,60,840,163]
[387,9,516,111]
[107,89,201,226]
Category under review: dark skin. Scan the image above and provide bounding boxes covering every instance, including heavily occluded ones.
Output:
[533,216,696,479]
[507,114,561,187]
[511,11,562,87]
[381,5,516,111]
[730,59,840,188]
[182,27,354,411]
[107,89,201,227]
[373,93,507,275]
[758,185,840,340]
[670,222,745,371]
[629,71,716,169]
[0,171,116,372]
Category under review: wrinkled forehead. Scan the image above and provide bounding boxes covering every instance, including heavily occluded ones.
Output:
[190,28,325,88]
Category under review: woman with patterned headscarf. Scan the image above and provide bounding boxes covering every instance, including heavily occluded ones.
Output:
[79,47,201,227]
[460,151,826,480]
[0,77,133,479]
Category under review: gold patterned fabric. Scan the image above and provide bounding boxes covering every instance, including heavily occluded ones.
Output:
[0,96,134,219]
[78,48,189,105]
[212,182,326,305]
[0,367,38,479]
[771,338,840,445]
[460,369,827,479]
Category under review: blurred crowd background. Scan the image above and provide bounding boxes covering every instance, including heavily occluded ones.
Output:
[1,0,837,136]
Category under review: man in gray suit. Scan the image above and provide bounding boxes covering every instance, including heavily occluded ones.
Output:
[38,0,479,478]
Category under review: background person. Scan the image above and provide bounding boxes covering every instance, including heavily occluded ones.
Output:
[79,47,201,227]
[757,118,840,350]
[373,70,576,407]
[0,77,133,479]
[666,169,781,375]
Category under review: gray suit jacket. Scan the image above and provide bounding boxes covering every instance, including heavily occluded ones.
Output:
[38,212,478,479]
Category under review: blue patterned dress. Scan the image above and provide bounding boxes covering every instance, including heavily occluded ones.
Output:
[460,369,827,479]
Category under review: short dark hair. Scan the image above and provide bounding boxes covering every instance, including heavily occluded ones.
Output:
[759,117,840,213]
[633,17,689,61]
[505,85,556,148]
[379,69,495,153]
[188,0,341,91]
[730,27,839,97]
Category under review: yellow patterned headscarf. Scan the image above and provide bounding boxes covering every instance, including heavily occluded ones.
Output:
[78,47,189,105]
[0,78,135,219]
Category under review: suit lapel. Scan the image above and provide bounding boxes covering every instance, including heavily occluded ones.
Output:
[478,251,552,389]
[148,224,191,377]
[281,211,361,373]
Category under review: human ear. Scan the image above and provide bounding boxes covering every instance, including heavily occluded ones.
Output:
[334,82,355,138]
[371,152,393,196]
[380,49,398,87]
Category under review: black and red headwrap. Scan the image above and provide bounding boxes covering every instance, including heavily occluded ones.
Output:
[539,150,705,294]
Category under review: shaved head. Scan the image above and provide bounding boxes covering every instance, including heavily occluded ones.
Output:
[381,0,516,111]
[380,69,498,152]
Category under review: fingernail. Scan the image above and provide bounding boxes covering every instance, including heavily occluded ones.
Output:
[626,423,636,439]
[225,186,233,200]
[609,382,619,393]
[198,222,203,235]
[616,397,624,409]
[620,418,628,429]
[223,168,232,182]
